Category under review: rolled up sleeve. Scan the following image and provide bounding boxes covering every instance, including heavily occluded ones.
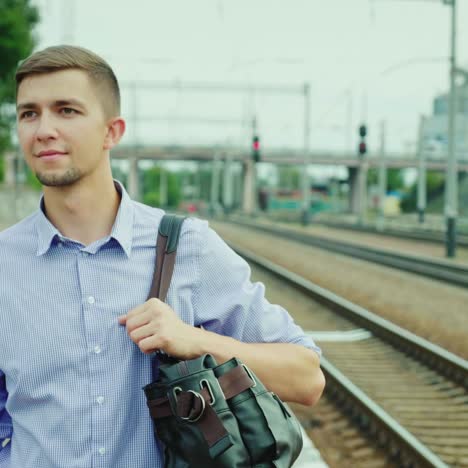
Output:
[193,222,321,356]
[0,371,11,465]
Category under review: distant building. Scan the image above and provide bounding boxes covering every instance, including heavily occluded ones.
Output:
[433,78,468,116]
[422,72,468,160]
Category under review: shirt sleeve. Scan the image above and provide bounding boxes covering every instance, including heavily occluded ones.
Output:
[192,221,321,356]
[0,370,12,464]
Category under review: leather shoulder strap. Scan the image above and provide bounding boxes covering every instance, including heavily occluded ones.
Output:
[147,214,186,302]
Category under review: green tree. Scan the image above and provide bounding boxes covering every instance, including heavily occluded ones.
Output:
[0,0,39,166]
[367,168,404,192]
[278,167,300,189]
[142,166,181,208]
[400,171,445,212]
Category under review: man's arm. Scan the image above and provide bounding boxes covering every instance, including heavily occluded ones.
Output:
[0,371,12,465]
[196,330,324,406]
[119,220,325,406]
[120,301,324,405]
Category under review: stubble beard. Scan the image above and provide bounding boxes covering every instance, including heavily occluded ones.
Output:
[36,168,83,187]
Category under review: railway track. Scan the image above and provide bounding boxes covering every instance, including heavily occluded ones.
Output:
[225,217,468,288]
[315,220,468,249]
[232,243,468,468]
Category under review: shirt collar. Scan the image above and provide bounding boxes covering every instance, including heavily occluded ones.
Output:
[36,180,134,258]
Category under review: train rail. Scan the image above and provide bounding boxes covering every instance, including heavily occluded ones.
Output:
[315,220,468,249]
[232,243,468,467]
[225,217,468,288]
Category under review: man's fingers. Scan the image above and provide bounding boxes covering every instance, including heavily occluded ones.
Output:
[124,301,152,320]
[118,298,164,326]
[129,323,155,344]
[139,335,164,354]
[125,311,154,334]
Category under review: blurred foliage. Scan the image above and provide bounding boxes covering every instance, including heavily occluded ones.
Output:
[142,166,181,208]
[25,164,42,190]
[198,166,214,201]
[367,168,404,192]
[111,163,128,187]
[400,171,445,212]
[278,167,300,189]
[0,0,39,168]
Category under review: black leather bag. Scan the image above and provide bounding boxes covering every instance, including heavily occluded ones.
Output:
[143,214,303,467]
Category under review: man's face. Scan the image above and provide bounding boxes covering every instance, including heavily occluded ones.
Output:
[16,69,112,187]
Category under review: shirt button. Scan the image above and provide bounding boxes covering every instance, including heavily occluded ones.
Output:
[82,251,89,256]
[96,396,105,405]
[93,345,102,354]
[87,296,95,304]
[98,447,106,455]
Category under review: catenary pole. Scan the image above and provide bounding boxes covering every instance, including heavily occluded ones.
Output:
[417,115,427,223]
[301,83,311,225]
[445,0,457,257]
[377,120,387,230]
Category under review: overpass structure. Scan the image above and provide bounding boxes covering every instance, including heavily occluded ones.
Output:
[4,144,466,219]
[112,144,468,171]
[111,144,468,217]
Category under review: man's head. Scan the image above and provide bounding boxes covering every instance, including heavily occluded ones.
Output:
[16,45,120,120]
[15,45,125,188]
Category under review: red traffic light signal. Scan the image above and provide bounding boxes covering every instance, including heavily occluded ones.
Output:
[358,124,367,156]
[252,135,260,162]
[252,136,260,151]
[359,141,367,155]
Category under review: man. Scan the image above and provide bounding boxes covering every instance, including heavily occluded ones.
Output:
[0,45,324,467]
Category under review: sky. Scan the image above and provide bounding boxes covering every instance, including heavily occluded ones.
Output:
[32,0,468,156]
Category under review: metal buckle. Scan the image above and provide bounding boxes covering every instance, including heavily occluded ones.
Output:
[200,379,216,406]
[174,389,206,423]
[172,386,182,400]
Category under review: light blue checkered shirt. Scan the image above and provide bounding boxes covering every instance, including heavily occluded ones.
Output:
[0,181,320,467]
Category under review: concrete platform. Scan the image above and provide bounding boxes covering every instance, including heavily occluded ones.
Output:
[293,427,329,467]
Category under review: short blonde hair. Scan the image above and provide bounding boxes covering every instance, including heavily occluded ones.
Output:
[16,45,120,118]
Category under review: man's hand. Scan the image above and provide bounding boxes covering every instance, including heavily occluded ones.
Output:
[117,298,203,359]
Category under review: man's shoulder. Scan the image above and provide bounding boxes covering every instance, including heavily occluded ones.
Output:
[179,215,209,237]
[0,211,39,245]
[132,201,209,238]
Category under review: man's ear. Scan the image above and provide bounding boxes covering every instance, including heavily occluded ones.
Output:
[103,117,126,150]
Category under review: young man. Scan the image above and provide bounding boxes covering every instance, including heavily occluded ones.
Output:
[0,45,325,467]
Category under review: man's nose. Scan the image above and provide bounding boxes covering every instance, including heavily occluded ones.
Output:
[35,113,59,141]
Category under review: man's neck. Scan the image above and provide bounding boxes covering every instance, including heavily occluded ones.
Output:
[42,177,121,246]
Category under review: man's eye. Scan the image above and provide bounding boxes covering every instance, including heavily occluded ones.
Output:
[19,111,36,119]
[60,108,77,115]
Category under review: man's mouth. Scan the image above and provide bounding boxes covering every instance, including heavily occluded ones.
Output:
[36,150,68,161]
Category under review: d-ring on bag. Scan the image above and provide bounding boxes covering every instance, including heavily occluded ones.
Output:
[143,214,303,467]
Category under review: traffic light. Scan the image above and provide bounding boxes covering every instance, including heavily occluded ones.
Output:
[359,141,367,155]
[252,135,260,162]
[358,124,367,156]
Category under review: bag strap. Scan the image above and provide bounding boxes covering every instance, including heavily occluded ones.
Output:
[148,214,186,376]
[148,214,186,302]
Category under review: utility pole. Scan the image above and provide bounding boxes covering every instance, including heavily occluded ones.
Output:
[377,120,387,231]
[160,164,167,207]
[357,124,368,225]
[223,155,234,213]
[444,0,458,257]
[301,83,311,225]
[346,89,354,153]
[247,116,258,216]
[417,115,427,224]
[128,83,139,200]
[210,153,221,216]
